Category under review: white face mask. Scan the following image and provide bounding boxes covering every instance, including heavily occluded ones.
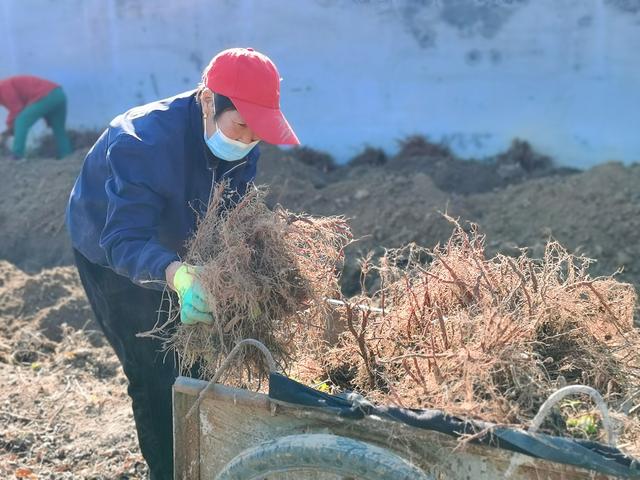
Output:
[204,124,260,162]
[203,116,259,161]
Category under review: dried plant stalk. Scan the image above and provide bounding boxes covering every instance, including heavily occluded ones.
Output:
[161,183,351,382]
[316,219,640,455]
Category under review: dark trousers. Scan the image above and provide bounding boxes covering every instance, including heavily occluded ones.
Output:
[73,249,175,480]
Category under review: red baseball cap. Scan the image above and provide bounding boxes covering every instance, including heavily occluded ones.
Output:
[203,47,300,145]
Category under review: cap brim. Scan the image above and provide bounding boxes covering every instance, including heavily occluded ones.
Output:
[230,97,300,145]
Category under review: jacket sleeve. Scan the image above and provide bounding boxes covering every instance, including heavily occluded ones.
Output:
[99,134,179,289]
[0,82,25,131]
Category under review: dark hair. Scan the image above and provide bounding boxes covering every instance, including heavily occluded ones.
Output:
[213,93,236,119]
[196,85,236,119]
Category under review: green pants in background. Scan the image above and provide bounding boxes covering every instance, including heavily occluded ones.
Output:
[12,86,73,159]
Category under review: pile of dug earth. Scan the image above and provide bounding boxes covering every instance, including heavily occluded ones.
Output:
[3,137,639,307]
[0,261,146,478]
[0,135,639,477]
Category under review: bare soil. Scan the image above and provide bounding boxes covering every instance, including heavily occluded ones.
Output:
[0,261,145,479]
[0,137,638,476]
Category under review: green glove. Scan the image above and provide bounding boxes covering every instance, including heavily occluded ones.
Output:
[173,264,214,325]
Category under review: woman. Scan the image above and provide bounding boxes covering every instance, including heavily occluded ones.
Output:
[0,75,73,159]
[66,47,299,479]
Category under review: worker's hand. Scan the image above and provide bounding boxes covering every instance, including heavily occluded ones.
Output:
[168,263,214,325]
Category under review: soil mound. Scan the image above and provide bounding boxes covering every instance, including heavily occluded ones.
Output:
[257,143,640,309]
[470,162,640,289]
[0,139,639,308]
[375,137,572,195]
[0,152,84,272]
[0,262,145,479]
[32,129,103,159]
[0,261,96,344]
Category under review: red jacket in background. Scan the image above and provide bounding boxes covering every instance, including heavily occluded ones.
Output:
[0,75,59,131]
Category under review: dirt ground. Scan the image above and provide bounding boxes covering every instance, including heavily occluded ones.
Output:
[0,261,146,479]
[3,138,639,292]
[0,137,638,477]
[258,142,640,301]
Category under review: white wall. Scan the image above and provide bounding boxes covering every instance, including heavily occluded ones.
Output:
[1,0,639,166]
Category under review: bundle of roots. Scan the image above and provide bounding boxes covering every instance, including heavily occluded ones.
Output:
[163,184,351,381]
[316,218,640,449]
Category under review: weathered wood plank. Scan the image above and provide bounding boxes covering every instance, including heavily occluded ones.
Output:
[174,376,619,479]
[173,382,201,480]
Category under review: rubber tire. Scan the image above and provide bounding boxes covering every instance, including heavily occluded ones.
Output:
[215,433,432,480]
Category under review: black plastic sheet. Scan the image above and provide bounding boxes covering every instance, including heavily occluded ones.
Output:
[269,372,640,478]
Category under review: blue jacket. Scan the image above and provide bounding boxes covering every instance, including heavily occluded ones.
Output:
[66,90,259,289]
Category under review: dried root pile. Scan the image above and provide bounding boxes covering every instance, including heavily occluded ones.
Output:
[164,184,351,381]
[317,219,640,450]
[160,184,639,454]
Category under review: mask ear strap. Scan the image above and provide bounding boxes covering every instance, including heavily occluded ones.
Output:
[203,113,210,140]
[203,113,219,141]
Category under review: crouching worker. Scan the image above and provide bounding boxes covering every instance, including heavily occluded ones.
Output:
[65,48,299,479]
[0,75,72,159]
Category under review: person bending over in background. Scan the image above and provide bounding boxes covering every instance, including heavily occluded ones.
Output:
[0,75,73,159]
[65,47,299,479]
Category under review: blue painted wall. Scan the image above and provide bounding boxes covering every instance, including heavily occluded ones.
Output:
[1,0,639,165]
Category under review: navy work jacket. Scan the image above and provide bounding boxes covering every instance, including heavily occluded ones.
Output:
[66,90,259,289]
